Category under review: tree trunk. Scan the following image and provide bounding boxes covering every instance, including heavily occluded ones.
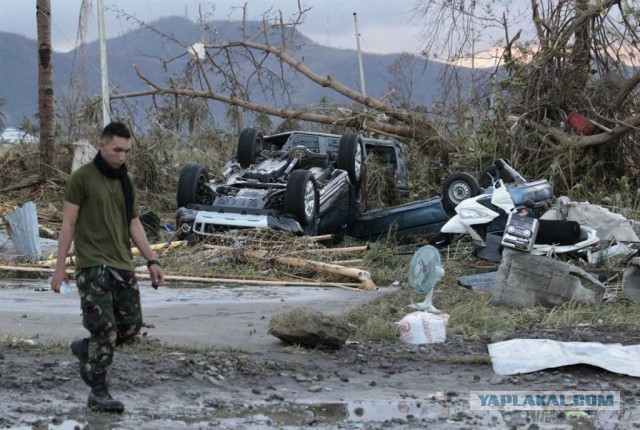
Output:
[36,0,55,181]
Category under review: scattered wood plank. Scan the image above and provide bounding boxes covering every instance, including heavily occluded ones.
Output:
[303,245,369,254]
[308,234,334,241]
[201,244,369,255]
[270,256,377,291]
[131,240,189,256]
[332,259,364,265]
[0,265,366,289]
[39,240,190,266]
[136,273,365,289]
[0,265,73,275]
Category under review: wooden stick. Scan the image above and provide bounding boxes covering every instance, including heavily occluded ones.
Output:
[201,244,369,254]
[135,273,364,288]
[0,265,365,289]
[40,240,190,266]
[308,234,334,241]
[271,256,377,291]
[0,265,73,275]
[302,245,369,254]
[243,270,362,291]
[332,259,364,265]
[131,240,189,256]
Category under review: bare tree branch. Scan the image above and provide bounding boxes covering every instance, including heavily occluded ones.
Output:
[130,66,421,139]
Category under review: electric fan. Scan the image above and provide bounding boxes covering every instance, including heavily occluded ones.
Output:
[408,245,445,312]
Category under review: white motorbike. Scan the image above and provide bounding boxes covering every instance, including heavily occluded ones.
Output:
[441,180,600,258]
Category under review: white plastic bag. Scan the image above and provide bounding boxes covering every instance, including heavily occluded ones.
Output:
[397,311,449,344]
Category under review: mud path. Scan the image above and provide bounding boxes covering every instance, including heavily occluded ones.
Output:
[1,281,639,429]
[2,333,640,429]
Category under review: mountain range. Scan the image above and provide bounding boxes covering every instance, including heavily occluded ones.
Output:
[0,16,471,129]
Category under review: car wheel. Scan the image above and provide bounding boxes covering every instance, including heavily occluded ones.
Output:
[237,128,264,168]
[176,163,214,208]
[442,172,482,214]
[337,132,364,185]
[285,170,318,226]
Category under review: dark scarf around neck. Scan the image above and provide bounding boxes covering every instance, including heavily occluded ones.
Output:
[94,151,133,225]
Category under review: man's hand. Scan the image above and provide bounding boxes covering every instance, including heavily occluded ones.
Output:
[148,263,164,289]
[50,268,69,294]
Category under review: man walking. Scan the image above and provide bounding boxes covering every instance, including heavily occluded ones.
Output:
[51,121,164,413]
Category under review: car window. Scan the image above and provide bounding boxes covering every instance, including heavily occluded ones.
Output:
[327,137,341,153]
[287,134,320,152]
[367,146,396,166]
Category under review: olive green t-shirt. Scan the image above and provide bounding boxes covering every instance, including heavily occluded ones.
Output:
[64,162,139,271]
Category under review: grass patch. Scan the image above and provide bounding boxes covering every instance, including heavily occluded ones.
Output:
[0,335,69,353]
[344,256,640,343]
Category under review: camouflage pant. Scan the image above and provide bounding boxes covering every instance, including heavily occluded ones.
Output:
[76,265,142,375]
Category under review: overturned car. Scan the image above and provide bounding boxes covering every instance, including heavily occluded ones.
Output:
[175,129,409,237]
[347,159,554,243]
[175,128,555,244]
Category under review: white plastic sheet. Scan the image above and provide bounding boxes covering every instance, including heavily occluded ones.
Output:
[72,139,97,172]
[542,196,639,242]
[488,339,640,377]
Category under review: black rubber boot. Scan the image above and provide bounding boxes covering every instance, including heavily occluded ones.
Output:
[70,339,92,386]
[87,373,125,413]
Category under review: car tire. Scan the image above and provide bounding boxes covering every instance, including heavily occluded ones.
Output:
[285,170,318,227]
[177,163,214,208]
[337,132,364,186]
[442,172,482,214]
[237,128,264,168]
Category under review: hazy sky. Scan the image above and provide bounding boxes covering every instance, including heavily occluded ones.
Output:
[0,0,427,54]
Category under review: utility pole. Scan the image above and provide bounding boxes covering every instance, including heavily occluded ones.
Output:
[36,0,54,181]
[352,12,366,97]
[97,0,111,126]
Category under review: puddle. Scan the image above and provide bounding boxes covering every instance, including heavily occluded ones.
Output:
[13,401,632,429]
[8,419,86,430]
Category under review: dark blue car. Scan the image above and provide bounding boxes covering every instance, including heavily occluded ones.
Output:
[347,160,553,244]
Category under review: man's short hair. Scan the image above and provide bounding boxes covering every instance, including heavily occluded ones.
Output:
[101,121,131,141]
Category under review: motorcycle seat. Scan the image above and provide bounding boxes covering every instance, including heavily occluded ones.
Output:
[536,219,581,245]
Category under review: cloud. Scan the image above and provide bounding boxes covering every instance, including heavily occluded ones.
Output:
[0,0,425,54]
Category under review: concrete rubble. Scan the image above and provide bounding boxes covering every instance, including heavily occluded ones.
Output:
[490,248,605,308]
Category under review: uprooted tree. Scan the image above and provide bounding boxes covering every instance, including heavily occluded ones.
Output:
[113,1,640,191]
[113,4,451,151]
[416,0,640,187]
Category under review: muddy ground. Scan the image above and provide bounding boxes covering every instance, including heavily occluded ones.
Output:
[2,327,640,429]
[1,282,640,429]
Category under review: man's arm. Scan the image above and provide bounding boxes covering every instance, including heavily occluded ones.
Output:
[129,217,165,287]
[51,201,79,293]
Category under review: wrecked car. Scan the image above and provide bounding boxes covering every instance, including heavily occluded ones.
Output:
[176,128,554,243]
[348,159,554,244]
[175,129,409,237]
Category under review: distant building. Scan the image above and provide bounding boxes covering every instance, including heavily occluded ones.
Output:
[0,128,38,144]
